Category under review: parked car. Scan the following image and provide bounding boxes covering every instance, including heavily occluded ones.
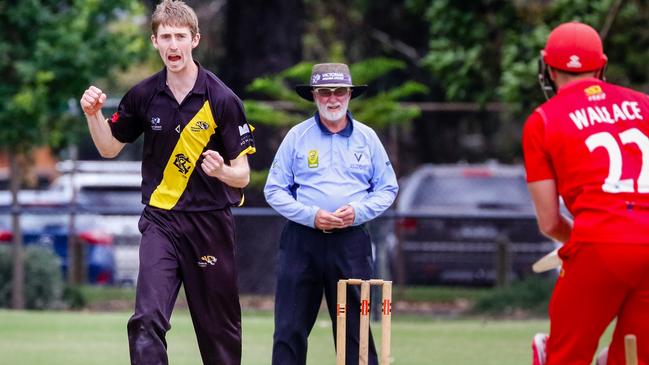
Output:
[0,161,143,214]
[50,160,143,214]
[390,163,557,286]
[0,160,144,286]
[0,213,115,284]
[50,161,144,286]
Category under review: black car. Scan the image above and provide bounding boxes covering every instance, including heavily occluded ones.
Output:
[389,163,557,285]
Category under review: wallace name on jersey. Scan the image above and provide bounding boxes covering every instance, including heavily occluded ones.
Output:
[569,101,644,130]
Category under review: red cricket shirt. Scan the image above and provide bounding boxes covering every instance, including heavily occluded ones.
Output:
[523,78,649,243]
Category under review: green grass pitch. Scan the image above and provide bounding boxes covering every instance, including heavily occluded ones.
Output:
[0,309,612,364]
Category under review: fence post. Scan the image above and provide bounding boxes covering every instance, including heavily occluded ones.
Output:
[495,233,511,288]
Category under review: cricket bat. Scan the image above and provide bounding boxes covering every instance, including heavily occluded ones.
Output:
[532,248,562,273]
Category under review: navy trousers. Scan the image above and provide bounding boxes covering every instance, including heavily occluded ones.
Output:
[272,221,378,365]
[127,206,242,365]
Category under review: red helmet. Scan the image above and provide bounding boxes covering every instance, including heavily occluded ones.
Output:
[542,21,607,72]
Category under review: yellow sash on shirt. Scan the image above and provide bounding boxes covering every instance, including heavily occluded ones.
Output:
[150,100,216,210]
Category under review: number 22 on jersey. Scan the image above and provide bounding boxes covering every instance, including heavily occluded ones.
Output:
[586,127,649,193]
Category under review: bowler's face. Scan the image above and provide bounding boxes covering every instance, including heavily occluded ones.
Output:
[151,24,199,73]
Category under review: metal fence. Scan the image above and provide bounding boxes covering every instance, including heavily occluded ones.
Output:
[1,207,553,293]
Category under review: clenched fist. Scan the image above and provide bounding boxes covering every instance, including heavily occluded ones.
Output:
[201,150,226,178]
[80,86,107,116]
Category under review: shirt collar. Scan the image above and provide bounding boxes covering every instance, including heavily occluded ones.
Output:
[155,60,207,96]
[314,111,354,137]
[557,77,602,94]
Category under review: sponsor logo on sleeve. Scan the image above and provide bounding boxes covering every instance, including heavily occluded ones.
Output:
[238,123,254,148]
[238,124,251,136]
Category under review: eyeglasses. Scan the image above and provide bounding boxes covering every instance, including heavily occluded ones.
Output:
[313,87,350,98]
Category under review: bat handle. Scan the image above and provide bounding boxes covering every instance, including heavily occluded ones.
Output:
[625,334,638,365]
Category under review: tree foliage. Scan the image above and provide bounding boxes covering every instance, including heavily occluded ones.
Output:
[418,0,649,112]
[0,245,64,310]
[245,58,428,130]
[241,57,427,193]
[0,0,147,153]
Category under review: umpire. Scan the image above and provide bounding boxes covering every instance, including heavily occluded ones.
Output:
[264,63,398,365]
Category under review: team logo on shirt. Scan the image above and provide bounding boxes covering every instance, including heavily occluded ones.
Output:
[150,116,162,131]
[584,85,606,101]
[308,150,319,168]
[191,120,209,132]
[198,255,217,267]
[110,112,120,123]
[349,151,369,170]
[173,153,191,175]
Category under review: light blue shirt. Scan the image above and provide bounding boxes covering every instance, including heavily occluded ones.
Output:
[264,112,398,228]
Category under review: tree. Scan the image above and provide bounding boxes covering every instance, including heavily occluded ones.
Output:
[0,0,146,308]
[243,58,428,201]
[420,0,649,108]
[416,0,649,162]
[219,0,304,95]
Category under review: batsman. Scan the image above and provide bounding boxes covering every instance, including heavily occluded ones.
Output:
[523,22,649,364]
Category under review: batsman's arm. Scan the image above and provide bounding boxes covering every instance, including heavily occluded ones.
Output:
[527,179,572,243]
[80,86,125,158]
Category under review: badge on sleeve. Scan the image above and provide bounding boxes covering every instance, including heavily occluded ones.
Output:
[308,150,319,168]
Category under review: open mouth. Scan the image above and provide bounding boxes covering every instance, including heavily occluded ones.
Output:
[168,55,181,62]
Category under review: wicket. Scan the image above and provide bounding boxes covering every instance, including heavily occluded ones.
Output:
[336,278,392,365]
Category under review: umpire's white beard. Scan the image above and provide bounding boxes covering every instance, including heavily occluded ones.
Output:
[316,98,349,123]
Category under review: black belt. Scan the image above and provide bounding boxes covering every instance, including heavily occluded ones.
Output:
[320,225,364,234]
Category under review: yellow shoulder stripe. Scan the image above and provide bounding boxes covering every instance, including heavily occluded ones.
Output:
[236,145,256,159]
[150,100,216,210]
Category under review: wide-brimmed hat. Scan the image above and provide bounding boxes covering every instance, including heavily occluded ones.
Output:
[295,63,368,101]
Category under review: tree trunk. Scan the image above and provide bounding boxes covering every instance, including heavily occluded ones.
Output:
[10,151,25,309]
[220,0,304,96]
[67,145,82,285]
